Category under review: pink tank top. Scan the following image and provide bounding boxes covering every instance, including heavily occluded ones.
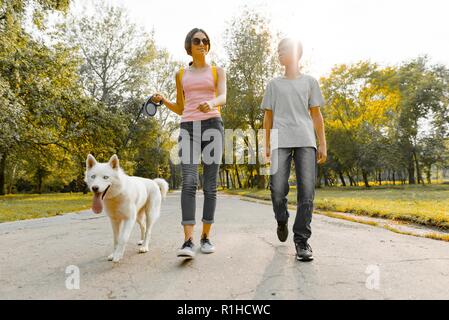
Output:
[181,66,221,122]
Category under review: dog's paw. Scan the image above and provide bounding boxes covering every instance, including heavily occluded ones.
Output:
[139,247,149,254]
[137,240,144,246]
[107,254,114,261]
[111,252,123,263]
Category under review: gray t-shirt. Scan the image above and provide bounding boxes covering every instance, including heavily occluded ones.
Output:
[260,74,325,149]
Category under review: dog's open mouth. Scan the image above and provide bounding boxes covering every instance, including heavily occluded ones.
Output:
[91,185,111,214]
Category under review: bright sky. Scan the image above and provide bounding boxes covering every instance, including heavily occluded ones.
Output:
[71,0,449,79]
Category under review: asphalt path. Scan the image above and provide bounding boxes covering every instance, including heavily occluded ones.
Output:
[1,191,448,299]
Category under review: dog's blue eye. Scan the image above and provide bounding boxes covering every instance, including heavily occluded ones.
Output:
[91,175,96,179]
[103,176,109,179]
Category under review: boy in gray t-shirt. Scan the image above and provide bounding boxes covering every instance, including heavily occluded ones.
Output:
[261,38,327,261]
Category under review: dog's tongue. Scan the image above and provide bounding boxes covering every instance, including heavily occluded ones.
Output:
[92,193,103,214]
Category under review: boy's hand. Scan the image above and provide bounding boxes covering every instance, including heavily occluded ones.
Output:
[317,144,327,164]
[265,144,271,164]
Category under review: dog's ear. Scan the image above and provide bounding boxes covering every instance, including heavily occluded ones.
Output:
[108,154,120,170]
[86,154,97,169]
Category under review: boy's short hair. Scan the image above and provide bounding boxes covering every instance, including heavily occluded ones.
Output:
[278,38,303,62]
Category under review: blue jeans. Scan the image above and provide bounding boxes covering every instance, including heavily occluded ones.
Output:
[178,117,224,225]
[269,147,317,243]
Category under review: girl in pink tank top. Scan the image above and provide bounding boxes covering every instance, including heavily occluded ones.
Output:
[151,28,227,258]
[181,66,221,122]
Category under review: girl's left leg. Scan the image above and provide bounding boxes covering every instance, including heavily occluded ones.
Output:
[200,118,223,252]
[201,162,219,228]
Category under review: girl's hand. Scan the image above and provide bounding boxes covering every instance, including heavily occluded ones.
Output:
[197,101,214,113]
[151,93,165,104]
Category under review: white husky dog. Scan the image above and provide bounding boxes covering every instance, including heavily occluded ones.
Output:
[84,154,169,262]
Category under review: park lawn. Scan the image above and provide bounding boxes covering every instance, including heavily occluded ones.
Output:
[225,184,449,230]
[0,193,91,223]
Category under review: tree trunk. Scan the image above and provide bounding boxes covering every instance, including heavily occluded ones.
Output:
[258,174,266,189]
[426,165,432,184]
[347,172,356,186]
[392,171,396,185]
[246,169,250,188]
[316,165,322,188]
[199,172,203,189]
[230,170,236,189]
[37,177,42,194]
[338,170,346,187]
[0,152,7,195]
[324,170,330,187]
[362,170,370,188]
[225,169,230,189]
[234,164,242,189]
[7,163,14,194]
[218,170,223,189]
[412,151,423,184]
[407,156,416,185]
[170,162,176,190]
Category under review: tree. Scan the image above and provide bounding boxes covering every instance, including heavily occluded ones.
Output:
[1,0,69,30]
[146,47,184,188]
[320,62,400,187]
[0,0,78,194]
[55,1,160,161]
[0,78,26,194]
[394,57,449,184]
[223,9,280,189]
[58,1,156,111]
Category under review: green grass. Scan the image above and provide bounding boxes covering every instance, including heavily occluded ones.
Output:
[1,185,449,230]
[225,184,449,230]
[0,193,91,223]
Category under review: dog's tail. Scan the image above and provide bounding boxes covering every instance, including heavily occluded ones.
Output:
[154,178,169,199]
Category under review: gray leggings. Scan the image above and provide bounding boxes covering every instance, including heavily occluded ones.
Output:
[178,117,224,225]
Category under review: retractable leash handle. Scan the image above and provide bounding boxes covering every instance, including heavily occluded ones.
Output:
[122,95,161,148]
[143,95,164,117]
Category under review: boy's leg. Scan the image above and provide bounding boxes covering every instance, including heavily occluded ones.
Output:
[292,147,317,244]
[269,148,293,223]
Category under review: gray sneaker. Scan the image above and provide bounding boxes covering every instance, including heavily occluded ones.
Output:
[177,238,195,258]
[200,237,215,254]
[295,242,314,261]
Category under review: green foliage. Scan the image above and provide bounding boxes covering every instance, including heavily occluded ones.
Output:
[1,0,448,196]
[57,1,157,110]
[223,9,280,130]
[222,9,281,189]
[320,59,449,187]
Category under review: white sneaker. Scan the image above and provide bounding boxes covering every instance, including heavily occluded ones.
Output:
[200,237,215,254]
[177,238,195,258]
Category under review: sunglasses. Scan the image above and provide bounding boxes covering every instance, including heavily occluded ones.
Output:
[192,38,210,46]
